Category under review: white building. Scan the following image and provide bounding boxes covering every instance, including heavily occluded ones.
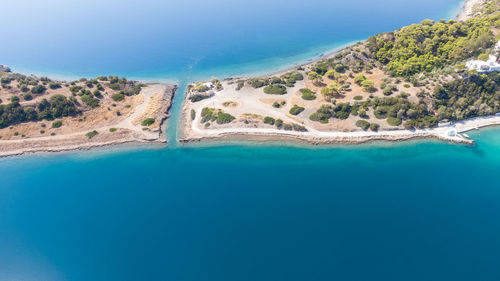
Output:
[466,55,500,73]
[465,40,500,73]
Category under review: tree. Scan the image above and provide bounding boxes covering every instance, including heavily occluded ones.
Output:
[361,79,375,92]
[326,70,336,80]
[31,85,46,94]
[354,74,367,85]
[321,87,333,98]
[308,71,323,86]
[141,118,155,126]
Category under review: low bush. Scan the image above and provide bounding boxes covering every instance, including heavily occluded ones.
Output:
[300,88,316,100]
[189,94,210,102]
[387,116,402,126]
[216,113,235,124]
[141,118,155,126]
[112,93,125,102]
[31,85,46,94]
[86,130,98,139]
[374,106,389,119]
[263,116,275,125]
[23,93,33,101]
[355,120,370,130]
[52,120,62,128]
[263,85,287,95]
[370,123,380,131]
[80,94,100,108]
[289,105,305,115]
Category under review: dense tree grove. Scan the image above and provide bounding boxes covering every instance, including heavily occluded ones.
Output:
[433,73,500,121]
[0,95,80,128]
[0,72,145,129]
[366,14,500,76]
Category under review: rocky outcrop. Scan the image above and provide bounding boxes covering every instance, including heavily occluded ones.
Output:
[0,65,11,72]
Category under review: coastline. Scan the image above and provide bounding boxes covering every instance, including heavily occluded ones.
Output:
[0,84,176,158]
[180,111,500,146]
[179,0,499,147]
[1,0,495,158]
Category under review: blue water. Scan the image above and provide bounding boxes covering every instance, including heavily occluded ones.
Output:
[3,0,500,281]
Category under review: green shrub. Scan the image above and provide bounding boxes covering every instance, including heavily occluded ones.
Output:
[52,120,63,128]
[387,116,402,126]
[112,93,125,102]
[141,118,155,126]
[356,120,370,130]
[190,109,196,120]
[275,119,284,128]
[300,88,316,100]
[109,128,117,132]
[86,130,98,139]
[263,116,275,125]
[20,85,30,92]
[353,95,363,100]
[354,74,367,85]
[249,78,268,88]
[236,80,245,90]
[289,105,305,115]
[361,79,375,92]
[10,95,20,103]
[370,123,380,131]
[478,53,489,61]
[109,83,121,91]
[216,113,235,124]
[309,105,333,123]
[49,82,62,89]
[189,94,210,102]
[80,94,100,108]
[374,106,389,119]
[263,85,287,95]
[31,85,46,94]
[23,93,33,101]
[69,85,82,93]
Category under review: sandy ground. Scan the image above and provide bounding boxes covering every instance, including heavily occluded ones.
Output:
[456,0,485,21]
[0,84,176,157]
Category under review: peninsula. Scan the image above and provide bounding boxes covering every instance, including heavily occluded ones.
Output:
[0,71,176,157]
[180,0,500,145]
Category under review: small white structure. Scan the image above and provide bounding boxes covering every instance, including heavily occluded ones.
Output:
[495,40,500,53]
[466,40,500,73]
[447,129,457,137]
[466,55,500,73]
[202,82,214,89]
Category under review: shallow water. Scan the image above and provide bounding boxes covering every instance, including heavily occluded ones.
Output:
[3,1,500,281]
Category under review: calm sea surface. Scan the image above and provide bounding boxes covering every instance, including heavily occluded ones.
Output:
[2,1,500,281]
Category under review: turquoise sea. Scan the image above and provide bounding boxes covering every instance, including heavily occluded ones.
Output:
[2,0,500,280]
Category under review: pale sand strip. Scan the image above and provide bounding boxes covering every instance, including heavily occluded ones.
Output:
[456,0,485,21]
